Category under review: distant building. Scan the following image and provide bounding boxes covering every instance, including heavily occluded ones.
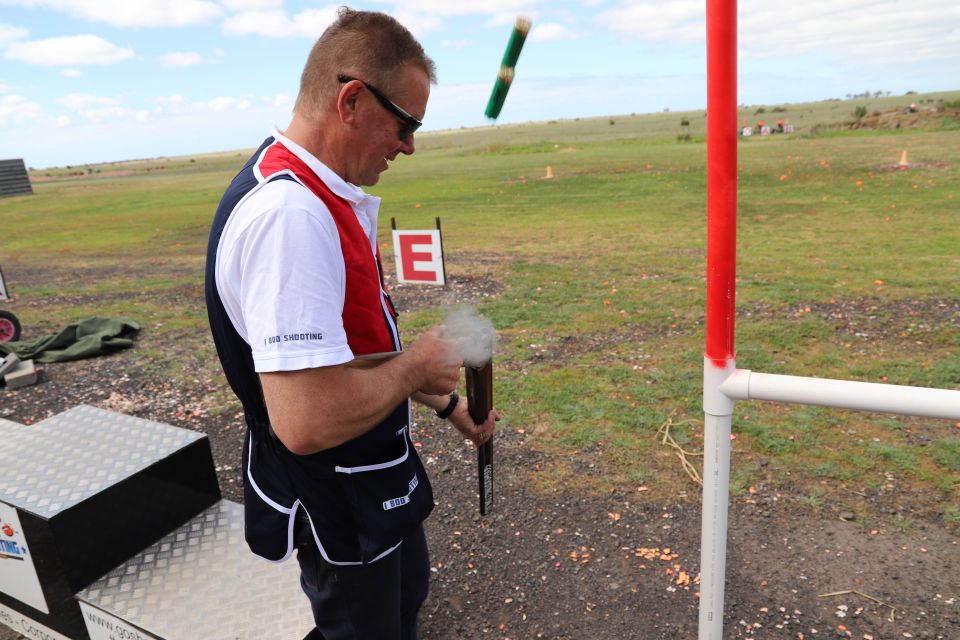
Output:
[0,159,33,198]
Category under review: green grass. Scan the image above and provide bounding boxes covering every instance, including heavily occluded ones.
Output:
[933,438,960,471]
[945,506,960,525]
[4,89,959,525]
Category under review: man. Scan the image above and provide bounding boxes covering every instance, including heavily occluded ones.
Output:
[204,8,498,639]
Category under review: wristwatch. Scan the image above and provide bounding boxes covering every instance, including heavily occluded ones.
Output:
[436,392,460,419]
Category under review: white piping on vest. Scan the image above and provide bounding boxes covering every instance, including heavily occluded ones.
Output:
[334,426,409,474]
[252,139,279,183]
[245,437,402,566]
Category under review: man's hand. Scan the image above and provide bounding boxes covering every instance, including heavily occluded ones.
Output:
[448,396,500,448]
[405,325,462,396]
[261,324,463,455]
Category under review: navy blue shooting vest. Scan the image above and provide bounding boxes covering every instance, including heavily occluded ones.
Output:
[204,137,433,565]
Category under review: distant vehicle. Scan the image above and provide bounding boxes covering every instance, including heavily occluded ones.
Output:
[0,265,21,342]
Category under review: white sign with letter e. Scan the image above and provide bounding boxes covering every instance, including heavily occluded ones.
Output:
[392,230,445,285]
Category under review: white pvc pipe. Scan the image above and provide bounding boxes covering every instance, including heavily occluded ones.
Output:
[701,364,959,639]
[720,370,960,420]
[699,411,731,639]
[700,358,736,640]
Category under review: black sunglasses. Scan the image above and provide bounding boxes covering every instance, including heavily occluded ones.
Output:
[338,74,422,140]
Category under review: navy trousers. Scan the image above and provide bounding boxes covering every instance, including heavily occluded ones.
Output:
[295,513,429,640]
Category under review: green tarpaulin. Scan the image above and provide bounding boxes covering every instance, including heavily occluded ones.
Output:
[0,317,140,363]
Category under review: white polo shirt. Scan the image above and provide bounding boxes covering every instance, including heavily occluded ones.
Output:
[215,130,383,373]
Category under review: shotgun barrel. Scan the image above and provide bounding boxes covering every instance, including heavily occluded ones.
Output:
[465,361,494,515]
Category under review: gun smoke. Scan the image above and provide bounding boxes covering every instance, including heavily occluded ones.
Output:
[443,307,495,367]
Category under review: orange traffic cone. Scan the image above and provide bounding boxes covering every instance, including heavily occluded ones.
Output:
[898,150,909,167]
[544,166,554,179]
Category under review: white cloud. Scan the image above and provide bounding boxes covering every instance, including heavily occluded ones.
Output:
[374,1,540,17]
[441,39,468,50]
[596,0,960,65]
[0,83,9,93]
[57,92,121,110]
[61,68,82,77]
[221,10,288,36]
[422,71,714,133]
[4,35,134,66]
[220,0,282,9]
[153,94,190,113]
[596,1,702,41]
[485,12,532,28]
[56,115,71,126]
[737,0,960,63]
[159,51,204,67]
[84,105,150,123]
[221,6,338,38]
[530,23,578,42]
[0,94,41,125]
[0,0,221,28]
[271,94,290,107]
[389,10,443,38]
[152,93,262,115]
[291,7,340,38]
[246,1,545,35]
[208,96,250,111]
[52,92,153,123]
[430,82,490,113]
[9,95,292,168]
[0,22,29,44]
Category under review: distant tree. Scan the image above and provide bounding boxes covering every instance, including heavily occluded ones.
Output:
[853,105,868,120]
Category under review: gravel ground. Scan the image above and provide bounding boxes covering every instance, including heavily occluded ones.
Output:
[1,274,958,639]
[3,352,958,640]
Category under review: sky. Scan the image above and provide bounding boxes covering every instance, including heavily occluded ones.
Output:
[1,0,958,169]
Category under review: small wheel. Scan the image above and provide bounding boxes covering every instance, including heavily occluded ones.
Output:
[0,310,21,343]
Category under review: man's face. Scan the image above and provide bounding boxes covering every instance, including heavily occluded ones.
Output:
[348,65,430,187]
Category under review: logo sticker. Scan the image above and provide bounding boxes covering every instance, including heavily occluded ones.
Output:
[382,474,420,511]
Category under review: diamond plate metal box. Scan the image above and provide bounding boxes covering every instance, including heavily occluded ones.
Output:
[0,405,221,640]
[77,500,314,640]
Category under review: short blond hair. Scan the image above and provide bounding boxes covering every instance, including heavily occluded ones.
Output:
[295,7,437,118]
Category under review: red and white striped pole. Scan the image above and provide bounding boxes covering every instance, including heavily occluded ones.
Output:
[700,0,738,637]
[698,2,960,635]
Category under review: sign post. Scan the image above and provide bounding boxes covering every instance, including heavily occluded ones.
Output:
[391,219,446,286]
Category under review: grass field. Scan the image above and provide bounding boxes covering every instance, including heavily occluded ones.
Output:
[4,90,959,527]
